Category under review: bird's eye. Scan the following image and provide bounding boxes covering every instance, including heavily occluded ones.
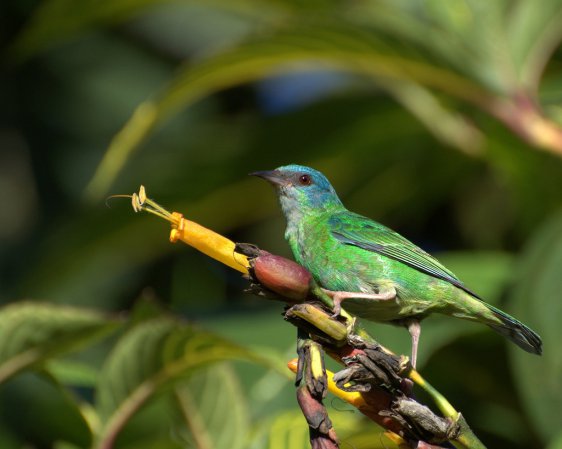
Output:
[298,174,312,186]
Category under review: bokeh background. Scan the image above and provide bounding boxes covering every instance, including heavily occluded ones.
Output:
[1,1,562,448]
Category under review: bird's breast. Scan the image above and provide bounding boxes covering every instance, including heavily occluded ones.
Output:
[288,219,382,292]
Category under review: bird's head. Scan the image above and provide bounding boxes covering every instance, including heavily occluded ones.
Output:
[251,164,343,219]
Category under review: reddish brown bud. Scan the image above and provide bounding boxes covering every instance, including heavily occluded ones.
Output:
[252,252,312,301]
[296,386,339,448]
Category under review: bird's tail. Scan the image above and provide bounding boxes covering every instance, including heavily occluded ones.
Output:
[485,304,542,355]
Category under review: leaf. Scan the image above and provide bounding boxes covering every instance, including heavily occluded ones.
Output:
[46,360,100,388]
[8,0,291,62]
[546,431,562,449]
[247,409,310,449]
[84,23,485,200]
[507,0,562,89]
[379,79,483,156]
[0,302,119,384]
[173,364,249,449]
[248,408,396,449]
[9,0,173,61]
[510,210,562,442]
[94,317,285,449]
[0,372,93,448]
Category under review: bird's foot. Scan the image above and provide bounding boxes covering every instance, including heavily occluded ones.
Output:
[321,287,397,319]
[406,319,421,370]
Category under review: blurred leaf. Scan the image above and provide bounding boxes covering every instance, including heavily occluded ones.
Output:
[507,0,562,88]
[173,364,249,449]
[55,443,86,449]
[380,79,483,155]
[0,422,22,449]
[345,430,401,449]
[46,359,99,388]
[0,372,92,448]
[85,23,484,200]
[95,317,285,448]
[248,408,394,449]
[0,302,119,384]
[9,0,297,62]
[547,431,562,449]
[9,0,173,60]
[510,210,562,442]
[248,409,310,449]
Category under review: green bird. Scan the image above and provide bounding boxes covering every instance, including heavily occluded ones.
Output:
[252,164,542,367]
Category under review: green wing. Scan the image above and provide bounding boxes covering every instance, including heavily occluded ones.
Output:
[328,212,480,298]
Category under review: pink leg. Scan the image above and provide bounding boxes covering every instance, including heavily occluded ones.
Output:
[407,320,421,369]
[322,286,396,317]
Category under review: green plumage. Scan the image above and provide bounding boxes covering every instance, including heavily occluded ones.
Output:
[252,165,542,358]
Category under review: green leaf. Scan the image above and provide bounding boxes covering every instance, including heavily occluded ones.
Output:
[379,79,484,156]
[55,441,88,449]
[0,302,119,384]
[95,317,285,449]
[173,364,249,449]
[248,408,394,449]
[247,409,310,449]
[9,0,173,61]
[85,23,485,200]
[46,360,100,388]
[9,0,293,62]
[0,372,93,448]
[546,431,562,449]
[510,210,562,442]
[507,0,562,89]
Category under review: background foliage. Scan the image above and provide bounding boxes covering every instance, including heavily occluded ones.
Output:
[1,0,562,448]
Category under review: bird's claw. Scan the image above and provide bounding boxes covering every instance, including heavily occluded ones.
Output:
[330,298,343,319]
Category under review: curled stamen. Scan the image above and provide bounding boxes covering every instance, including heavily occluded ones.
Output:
[105,194,133,209]
[108,186,181,225]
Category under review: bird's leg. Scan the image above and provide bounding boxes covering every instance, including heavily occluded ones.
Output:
[322,285,397,318]
[406,319,421,369]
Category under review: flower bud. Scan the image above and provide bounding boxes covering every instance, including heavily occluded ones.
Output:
[252,252,312,301]
[296,386,339,449]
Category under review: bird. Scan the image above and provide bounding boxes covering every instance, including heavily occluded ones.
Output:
[251,164,542,368]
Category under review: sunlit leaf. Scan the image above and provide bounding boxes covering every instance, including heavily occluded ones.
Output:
[0,302,119,384]
[173,364,249,449]
[248,409,310,449]
[248,408,395,449]
[507,0,562,89]
[95,317,285,448]
[546,431,562,449]
[46,360,99,388]
[380,79,483,156]
[510,210,562,442]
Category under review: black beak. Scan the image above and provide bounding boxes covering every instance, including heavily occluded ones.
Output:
[250,170,287,187]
